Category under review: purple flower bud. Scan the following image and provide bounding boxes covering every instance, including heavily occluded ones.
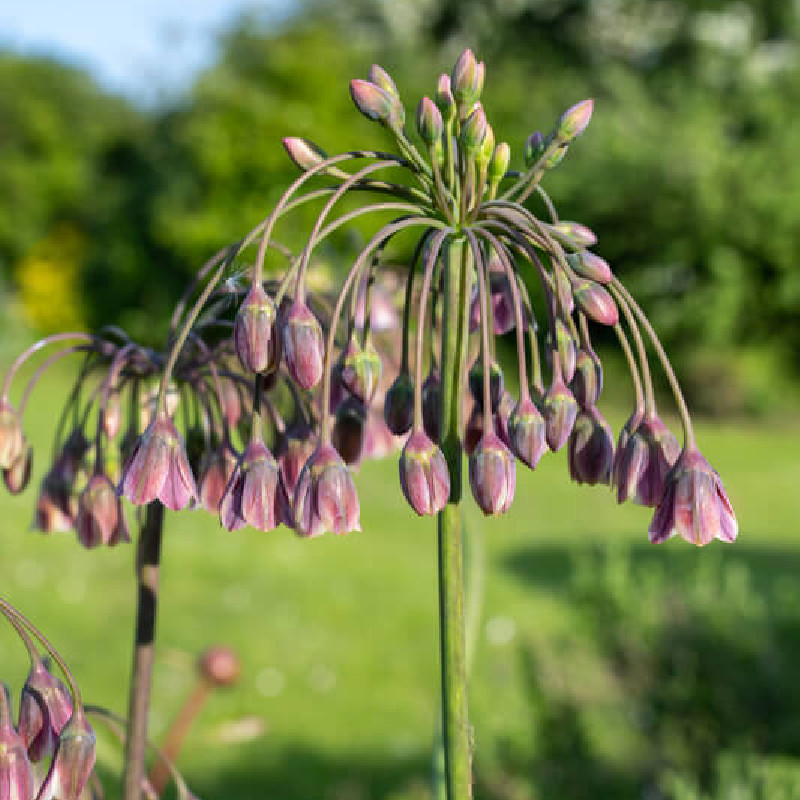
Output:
[0,401,24,470]
[119,416,197,510]
[468,360,504,413]
[38,708,96,800]
[542,377,578,452]
[349,79,404,129]
[551,221,598,249]
[278,424,317,500]
[422,369,441,443]
[569,251,613,284]
[435,74,455,123]
[282,301,324,390]
[293,444,360,537]
[332,397,367,466]
[496,390,515,449]
[18,659,73,763]
[234,283,280,375]
[616,414,681,506]
[464,404,484,456]
[524,131,546,168]
[77,472,128,549]
[368,64,399,97]
[572,349,604,409]
[460,104,488,153]
[399,430,450,515]
[340,340,382,405]
[649,447,737,546]
[488,142,510,185]
[469,432,516,515]
[417,96,443,146]
[283,137,329,173]
[35,473,76,533]
[567,407,615,486]
[220,440,282,532]
[573,280,618,326]
[612,409,644,490]
[451,49,481,106]
[509,396,547,469]
[3,442,32,495]
[198,445,238,514]
[384,372,414,436]
[0,705,33,800]
[556,98,594,142]
[469,268,519,335]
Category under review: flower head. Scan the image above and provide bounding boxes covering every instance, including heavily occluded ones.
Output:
[77,472,129,548]
[18,659,73,763]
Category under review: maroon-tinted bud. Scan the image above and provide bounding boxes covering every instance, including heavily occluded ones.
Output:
[460,104,488,153]
[0,401,24,470]
[399,430,450,515]
[422,369,441,443]
[550,221,598,249]
[18,659,73,762]
[283,301,324,390]
[198,445,238,514]
[496,390,515,448]
[524,131,546,168]
[349,79,404,129]
[38,708,96,800]
[542,377,578,452]
[469,432,516,515]
[235,283,280,375]
[119,416,197,510]
[451,49,481,107]
[417,96,443,146]
[0,701,33,800]
[340,340,382,405]
[616,414,681,506]
[435,74,455,124]
[649,447,737,546]
[220,440,282,532]
[469,269,519,335]
[294,444,360,537]
[368,64,399,97]
[556,98,594,142]
[572,349,603,409]
[555,264,574,316]
[468,361,504,413]
[77,472,128,548]
[3,442,32,495]
[569,251,613,284]
[612,409,643,490]
[567,407,615,486]
[198,646,241,688]
[332,397,367,466]
[279,424,317,499]
[384,372,414,436]
[464,405,484,456]
[509,396,547,469]
[35,473,76,533]
[573,280,618,326]
[554,319,577,383]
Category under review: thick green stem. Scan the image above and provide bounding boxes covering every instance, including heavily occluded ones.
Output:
[122,502,165,800]
[436,236,472,800]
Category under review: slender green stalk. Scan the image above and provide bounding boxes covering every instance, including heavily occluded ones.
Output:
[437,236,472,800]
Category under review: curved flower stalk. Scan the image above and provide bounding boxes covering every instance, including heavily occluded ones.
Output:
[1,47,737,800]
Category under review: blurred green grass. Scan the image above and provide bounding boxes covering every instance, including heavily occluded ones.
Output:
[1,343,798,799]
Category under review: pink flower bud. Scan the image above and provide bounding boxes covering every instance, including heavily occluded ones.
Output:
[198,646,241,688]
[368,64,399,97]
[451,49,481,106]
[570,251,613,284]
[460,104,488,153]
[416,96,443,146]
[293,444,360,537]
[3,442,32,495]
[0,401,24,470]
[469,432,516,515]
[509,397,547,469]
[649,447,737,546]
[551,221,597,249]
[77,472,127,548]
[399,430,450,515]
[567,407,615,486]
[556,98,594,142]
[524,131,546,168]
[282,301,324,390]
[198,445,238,514]
[340,340,382,405]
[349,79,404,129]
[234,283,280,375]
[332,398,367,466]
[435,74,455,123]
[572,349,603,409]
[119,416,197,510]
[283,137,329,172]
[573,280,618,326]
[384,372,414,436]
[18,659,73,762]
[38,708,95,800]
[0,706,33,800]
[219,440,282,532]
[542,377,578,452]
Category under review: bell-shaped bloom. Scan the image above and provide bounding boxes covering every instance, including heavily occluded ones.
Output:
[119,416,197,510]
[278,423,317,500]
[384,372,415,436]
[219,440,282,532]
[567,407,615,486]
[542,377,578,452]
[649,447,737,546]
[468,360,504,413]
[399,430,450,516]
[0,400,24,470]
[293,444,360,537]
[3,442,32,495]
[572,348,603,409]
[198,445,238,514]
[37,708,96,800]
[282,301,324,390]
[234,283,280,375]
[469,432,516,515]
[422,369,441,443]
[340,340,382,405]
[0,705,33,800]
[76,472,129,548]
[18,659,73,763]
[332,398,367,466]
[509,396,547,469]
[615,414,681,506]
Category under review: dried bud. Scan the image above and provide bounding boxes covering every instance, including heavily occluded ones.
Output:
[573,280,618,326]
[18,659,73,762]
[38,708,96,800]
[235,283,280,375]
[349,79,404,129]
[550,221,597,249]
[468,361,504,413]
[119,416,197,510]
[340,340,382,405]
[384,372,414,436]
[332,397,367,466]
[568,251,613,284]
[542,377,578,452]
[198,646,241,688]
[283,137,329,173]
[567,407,615,486]
[198,445,238,514]
[0,401,24,470]
[294,444,360,537]
[220,440,282,532]
[556,99,594,142]
[469,432,516,515]
[283,301,324,390]
[524,131,546,168]
[399,430,450,515]
[416,96,443,147]
[0,705,33,800]
[572,349,604,409]
[422,369,441,443]
[488,142,510,186]
[77,472,128,548]
[435,74,455,124]
[368,64,399,97]
[509,397,547,469]
[649,447,737,546]
[459,104,488,153]
[3,442,32,495]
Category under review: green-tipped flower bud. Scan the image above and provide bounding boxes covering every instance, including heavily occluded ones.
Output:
[572,349,603,409]
[555,318,577,383]
[399,430,450,516]
[542,376,578,452]
[509,396,547,470]
[550,221,598,249]
[555,264,574,316]
[477,123,495,169]
[368,64,399,98]
[349,79,405,130]
[573,280,618,326]
[524,131,546,168]
[469,432,516,515]
[283,137,328,172]
[340,339,382,405]
[451,48,480,107]
[488,142,510,186]
[436,74,456,125]
[416,96,443,147]
[556,98,594,142]
[568,251,613,284]
[460,104,487,154]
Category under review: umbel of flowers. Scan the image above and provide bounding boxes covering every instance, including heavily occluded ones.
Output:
[0,49,736,800]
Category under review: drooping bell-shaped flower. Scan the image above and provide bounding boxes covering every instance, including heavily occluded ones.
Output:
[197,445,238,514]
[18,659,73,763]
[37,708,96,800]
[384,372,414,436]
[567,407,615,486]
[278,422,317,501]
[0,697,33,800]
[283,300,324,390]
[234,283,280,375]
[649,447,738,546]
[76,471,129,548]
[399,430,450,516]
[293,444,360,537]
[469,432,516,515]
[509,396,547,469]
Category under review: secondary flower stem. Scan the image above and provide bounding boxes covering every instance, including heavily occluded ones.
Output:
[437,235,472,800]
